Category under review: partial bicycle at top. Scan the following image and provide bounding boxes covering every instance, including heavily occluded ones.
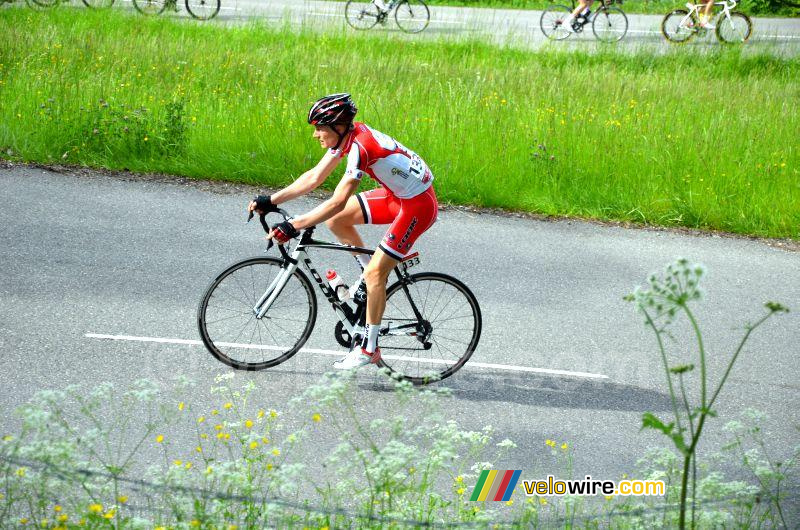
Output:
[540,0,629,42]
[662,0,752,43]
[197,208,482,385]
[345,0,430,33]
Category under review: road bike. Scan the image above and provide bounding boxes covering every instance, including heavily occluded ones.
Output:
[4,0,114,9]
[133,0,220,20]
[540,0,628,42]
[197,209,482,385]
[345,0,430,33]
[662,0,752,43]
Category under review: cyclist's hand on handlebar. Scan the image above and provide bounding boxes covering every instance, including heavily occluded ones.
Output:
[266,220,299,244]
[247,195,279,218]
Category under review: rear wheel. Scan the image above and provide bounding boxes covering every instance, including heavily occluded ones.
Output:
[662,9,696,43]
[25,0,60,8]
[198,257,318,370]
[540,5,573,41]
[82,0,114,8]
[378,272,481,385]
[395,0,430,33]
[716,12,752,43]
[185,0,220,20]
[345,0,380,29]
[592,6,628,42]
[133,0,167,15]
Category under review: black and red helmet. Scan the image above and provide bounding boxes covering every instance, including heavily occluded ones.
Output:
[308,93,358,126]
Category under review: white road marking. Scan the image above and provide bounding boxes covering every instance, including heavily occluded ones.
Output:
[85,333,609,380]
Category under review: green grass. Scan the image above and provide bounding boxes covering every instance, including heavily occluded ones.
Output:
[1,8,798,238]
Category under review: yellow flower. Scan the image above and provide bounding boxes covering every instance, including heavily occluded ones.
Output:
[185,462,193,469]
[455,475,464,483]
[174,460,183,466]
[178,401,185,411]
[39,520,48,528]
[266,463,274,470]
[2,435,12,442]
[103,509,115,519]
[196,446,203,453]
[272,448,280,456]
[88,504,103,513]
[245,419,254,429]
[408,467,415,474]
[57,514,68,522]
[270,409,278,418]
[216,432,225,439]
[211,409,219,416]
[190,519,200,526]
[604,495,614,501]
[117,495,128,504]
[19,519,28,525]
[250,441,259,449]
[54,505,62,512]
[200,433,208,440]
[223,402,233,410]
[262,437,270,444]
[224,433,231,440]
[457,487,465,495]
[312,413,321,423]
[539,498,548,506]
[257,409,265,418]
[16,467,26,477]
[545,439,556,448]
[214,424,224,431]
[155,434,164,443]
[505,500,514,506]
[155,527,166,530]
[197,416,206,423]
[143,136,148,142]
[561,443,568,451]
[228,525,238,530]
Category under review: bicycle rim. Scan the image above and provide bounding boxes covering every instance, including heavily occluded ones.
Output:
[133,0,167,15]
[378,272,481,385]
[716,12,752,43]
[592,7,627,42]
[661,9,696,43]
[198,257,317,370]
[185,0,220,20]
[345,0,380,29]
[394,0,430,33]
[540,5,573,41]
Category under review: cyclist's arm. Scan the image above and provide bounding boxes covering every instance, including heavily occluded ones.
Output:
[270,151,342,205]
[290,174,360,230]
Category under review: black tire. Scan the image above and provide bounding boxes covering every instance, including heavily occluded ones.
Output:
[26,0,59,8]
[716,12,752,43]
[82,0,114,8]
[185,0,219,20]
[133,0,167,15]
[345,0,380,30]
[378,272,481,385]
[394,0,430,33]
[540,5,573,41]
[662,9,696,43]
[198,257,318,371]
[592,6,627,42]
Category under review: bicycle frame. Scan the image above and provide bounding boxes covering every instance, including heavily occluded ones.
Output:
[253,226,425,345]
[683,0,736,21]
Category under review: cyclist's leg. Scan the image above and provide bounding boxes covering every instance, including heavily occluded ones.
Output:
[326,188,398,268]
[564,0,594,28]
[326,195,367,248]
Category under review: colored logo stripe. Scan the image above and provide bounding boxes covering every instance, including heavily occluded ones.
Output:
[470,470,522,501]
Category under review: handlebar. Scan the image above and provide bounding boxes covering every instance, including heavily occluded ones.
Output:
[247,207,292,261]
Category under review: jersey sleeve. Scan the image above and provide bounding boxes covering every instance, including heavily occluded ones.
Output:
[343,140,368,181]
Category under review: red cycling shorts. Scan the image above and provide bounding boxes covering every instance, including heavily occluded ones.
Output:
[356,186,438,260]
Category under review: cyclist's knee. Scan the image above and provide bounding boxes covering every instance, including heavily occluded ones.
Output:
[364,264,388,290]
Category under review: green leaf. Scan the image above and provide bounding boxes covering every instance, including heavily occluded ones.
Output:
[641,412,674,436]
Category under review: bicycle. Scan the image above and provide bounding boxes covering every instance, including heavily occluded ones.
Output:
[8,0,113,10]
[133,0,220,20]
[197,209,482,385]
[345,0,430,34]
[662,0,752,43]
[540,0,628,42]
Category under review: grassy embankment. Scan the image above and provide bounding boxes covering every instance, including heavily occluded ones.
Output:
[0,8,798,238]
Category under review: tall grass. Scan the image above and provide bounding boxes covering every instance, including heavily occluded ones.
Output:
[0,8,798,238]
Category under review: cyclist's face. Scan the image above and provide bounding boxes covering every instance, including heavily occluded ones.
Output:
[313,124,344,149]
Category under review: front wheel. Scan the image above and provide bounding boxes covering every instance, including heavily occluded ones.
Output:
[198,257,318,370]
[395,0,430,33]
[82,0,114,8]
[592,6,628,42]
[185,0,220,20]
[25,0,59,9]
[661,9,696,43]
[345,0,380,30]
[716,12,752,43]
[378,272,481,385]
[540,5,573,41]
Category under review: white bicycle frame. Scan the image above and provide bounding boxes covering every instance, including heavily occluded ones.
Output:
[681,0,736,27]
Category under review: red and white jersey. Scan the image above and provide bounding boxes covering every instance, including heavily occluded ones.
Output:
[330,122,433,199]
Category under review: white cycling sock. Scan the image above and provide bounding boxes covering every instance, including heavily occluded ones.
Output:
[354,254,370,270]
[374,0,387,10]
[361,324,380,353]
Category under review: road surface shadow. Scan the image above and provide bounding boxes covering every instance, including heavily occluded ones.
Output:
[364,370,673,412]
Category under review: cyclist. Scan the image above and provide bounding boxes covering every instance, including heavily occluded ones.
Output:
[698,0,716,28]
[248,93,438,370]
[560,0,594,33]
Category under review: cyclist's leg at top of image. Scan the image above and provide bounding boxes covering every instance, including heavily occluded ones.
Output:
[561,0,595,32]
[699,0,715,28]
[333,186,439,370]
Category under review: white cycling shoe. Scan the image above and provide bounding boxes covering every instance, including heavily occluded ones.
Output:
[333,347,382,370]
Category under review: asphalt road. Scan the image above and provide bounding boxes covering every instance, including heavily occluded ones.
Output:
[1,164,799,502]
